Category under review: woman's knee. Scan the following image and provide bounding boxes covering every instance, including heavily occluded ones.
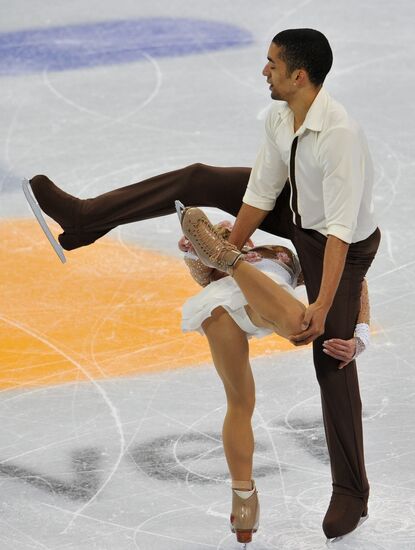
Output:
[280,302,306,336]
[226,368,256,414]
[227,390,256,417]
[202,306,228,335]
[203,307,247,343]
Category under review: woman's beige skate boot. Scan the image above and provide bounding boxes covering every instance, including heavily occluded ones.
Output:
[230,479,260,546]
[175,201,243,275]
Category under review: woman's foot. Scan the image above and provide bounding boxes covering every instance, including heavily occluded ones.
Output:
[230,480,260,545]
[176,203,243,275]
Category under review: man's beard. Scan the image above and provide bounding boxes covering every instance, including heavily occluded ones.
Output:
[271,88,287,102]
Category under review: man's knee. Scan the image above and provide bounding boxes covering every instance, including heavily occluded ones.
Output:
[185,162,209,180]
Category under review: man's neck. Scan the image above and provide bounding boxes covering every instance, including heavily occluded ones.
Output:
[288,85,322,133]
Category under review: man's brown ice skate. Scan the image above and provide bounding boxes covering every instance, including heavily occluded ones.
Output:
[24,175,107,254]
[324,493,369,544]
[175,201,243,275]
[22,178,67,263]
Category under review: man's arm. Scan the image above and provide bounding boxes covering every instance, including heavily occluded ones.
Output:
[228,203,269,249]
[316,235,349,309]
[290,234,349,345]
[227,105,288,249]
[290,125,366,346]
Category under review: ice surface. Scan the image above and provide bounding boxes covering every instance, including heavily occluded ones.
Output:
[1,0,415,548]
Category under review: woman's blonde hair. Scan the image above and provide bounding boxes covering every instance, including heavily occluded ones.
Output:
[214,222,304,285]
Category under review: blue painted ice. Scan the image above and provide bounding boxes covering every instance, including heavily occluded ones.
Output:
[0,18,253,75]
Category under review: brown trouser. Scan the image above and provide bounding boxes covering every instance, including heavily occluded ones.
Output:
[78,163,380,500]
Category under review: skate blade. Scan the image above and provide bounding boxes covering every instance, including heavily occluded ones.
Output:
[326,514,368,544]
[22,178,66,264]
[174,200,186,223]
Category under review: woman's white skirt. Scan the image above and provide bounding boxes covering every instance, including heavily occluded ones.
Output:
[181,259,297,339]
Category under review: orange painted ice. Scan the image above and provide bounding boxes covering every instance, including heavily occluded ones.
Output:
[0,220,295,390]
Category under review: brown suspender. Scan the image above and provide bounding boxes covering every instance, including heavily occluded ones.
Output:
[289,136,302,228]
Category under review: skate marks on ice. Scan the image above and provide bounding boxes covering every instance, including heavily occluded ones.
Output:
[130,430,282,484]
[0,448,101,501]
[1,363,415,549]
[268,481,415,550]
[0,431,281,501]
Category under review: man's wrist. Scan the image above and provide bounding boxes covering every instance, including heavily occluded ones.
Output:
[315,296,332,311]
[227,234,246,249]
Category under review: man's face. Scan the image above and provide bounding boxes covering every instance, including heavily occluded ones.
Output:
[262,43,295,101]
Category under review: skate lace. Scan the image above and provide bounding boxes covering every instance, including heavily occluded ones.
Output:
[189,214,240,269]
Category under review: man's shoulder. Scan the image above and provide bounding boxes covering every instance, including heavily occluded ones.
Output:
[323,92,361,134]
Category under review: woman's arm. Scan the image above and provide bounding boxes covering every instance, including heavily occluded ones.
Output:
[357,278,370,324]
[183,253,214,287]
[178,235,214,287]
[322,278,371,369]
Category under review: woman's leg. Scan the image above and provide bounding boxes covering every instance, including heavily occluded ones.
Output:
[232,262,306,339]
[203,308,260,544]
[202,307,255,483]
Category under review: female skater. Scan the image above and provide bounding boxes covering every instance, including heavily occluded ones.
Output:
[23,173,370,545]
[176,205,370,546]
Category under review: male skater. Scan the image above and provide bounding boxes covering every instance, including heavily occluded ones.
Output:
[25,28,379,541]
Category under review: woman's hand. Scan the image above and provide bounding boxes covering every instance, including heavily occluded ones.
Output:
[322,337,357,369]
[244,251,262,263]
[178,236,195,253]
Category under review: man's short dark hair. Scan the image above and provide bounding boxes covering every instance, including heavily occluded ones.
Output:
[272,29,333,86]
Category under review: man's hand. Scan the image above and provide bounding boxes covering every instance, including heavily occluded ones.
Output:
[289,302,328,346]
[290,235,349,347]
[323,338,356,369]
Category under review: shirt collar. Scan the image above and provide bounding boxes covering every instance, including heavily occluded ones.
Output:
[302,86,328,132]
[278,86,329,133]
[278,101,292,122]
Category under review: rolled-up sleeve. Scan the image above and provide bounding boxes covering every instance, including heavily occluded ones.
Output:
[320,127,365,244]
[243,111,288,211]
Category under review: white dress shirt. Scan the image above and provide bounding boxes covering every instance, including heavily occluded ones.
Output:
[243,87,377,244]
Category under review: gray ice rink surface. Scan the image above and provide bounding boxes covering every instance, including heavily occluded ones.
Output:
[1,0,415,549]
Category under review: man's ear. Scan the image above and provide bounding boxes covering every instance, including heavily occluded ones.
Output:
[294,69,310,87]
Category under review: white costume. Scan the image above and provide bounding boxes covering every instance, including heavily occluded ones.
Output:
[181,246,369,358]
[182,252,299,338]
